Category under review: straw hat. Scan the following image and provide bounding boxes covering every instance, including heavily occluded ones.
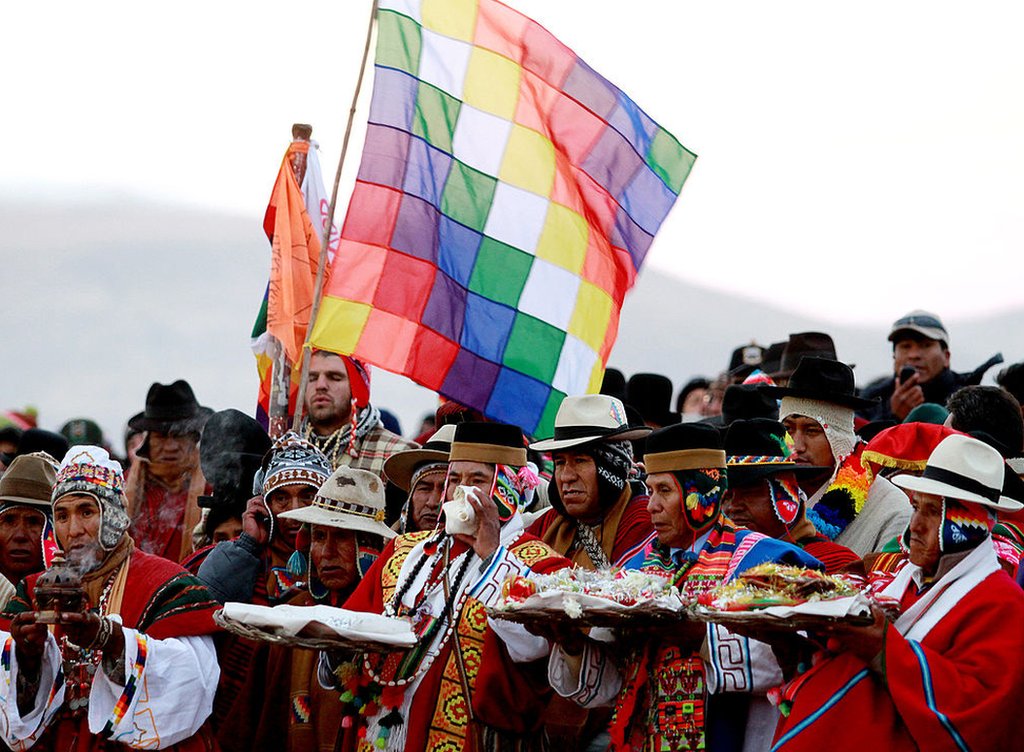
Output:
[383,424,455,491]
[278,466,396,539]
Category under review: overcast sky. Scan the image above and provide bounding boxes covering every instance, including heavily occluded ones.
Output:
[4,0,1023,325]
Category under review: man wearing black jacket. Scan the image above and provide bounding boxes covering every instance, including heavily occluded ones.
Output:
[859,310,1000,421]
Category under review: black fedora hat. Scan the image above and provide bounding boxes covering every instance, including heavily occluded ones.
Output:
[600,368,627,403]
[774,332,839,378]
[128,380,213,434]
[197,409,272,510]
[450,421,527,466]
[724,418,829,484]
[760,357,878,410]
[761,342,786,377]
[626,373,680,427]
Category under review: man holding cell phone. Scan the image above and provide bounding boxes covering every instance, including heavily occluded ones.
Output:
[860,310,1001,421]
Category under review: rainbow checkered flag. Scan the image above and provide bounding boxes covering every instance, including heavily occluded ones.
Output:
[311,0,695,435]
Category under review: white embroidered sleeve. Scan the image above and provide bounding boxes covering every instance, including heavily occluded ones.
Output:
[703,625,782,695]
[0,633,65,750]
[88,629,218,748]
[471,545,554,662]
[548,641,622,708]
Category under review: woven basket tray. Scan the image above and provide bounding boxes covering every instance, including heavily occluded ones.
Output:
[487,598,689,630]
[688,604,875,631]
[213,609,415,652]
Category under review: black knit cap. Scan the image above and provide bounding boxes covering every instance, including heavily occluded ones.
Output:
[15,429,70,462]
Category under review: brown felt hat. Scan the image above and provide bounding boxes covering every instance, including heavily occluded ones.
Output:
[0,452,59,509]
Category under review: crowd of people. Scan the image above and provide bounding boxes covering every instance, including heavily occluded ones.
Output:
[0,308,1022,751]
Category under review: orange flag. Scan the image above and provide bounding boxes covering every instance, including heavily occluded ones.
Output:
[263,141,325,363]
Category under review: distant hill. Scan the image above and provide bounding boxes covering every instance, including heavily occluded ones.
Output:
[2,198,1020,448]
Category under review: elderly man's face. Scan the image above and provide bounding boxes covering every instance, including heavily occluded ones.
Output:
[445,461,495,502]
[908,492,944,575]
[646,472,696,550]
[310,525,359,592]
[553,450,602,522]
[410,471,446,531]
[148,432,198,465]
[722,480,788,538]
[894,336,950,384]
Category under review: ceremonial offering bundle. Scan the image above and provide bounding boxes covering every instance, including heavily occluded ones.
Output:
[690,563,879,629]
[698,563,863,611]
[490,568,687,628]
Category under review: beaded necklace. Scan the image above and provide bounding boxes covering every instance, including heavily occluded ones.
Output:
[60,567,121,717]
[366,535,474,689]
[303,403,380,464]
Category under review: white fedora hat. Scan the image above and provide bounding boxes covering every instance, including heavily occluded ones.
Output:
[892,434,1023,512]
[530,394,650,452]
[279,466,396,539]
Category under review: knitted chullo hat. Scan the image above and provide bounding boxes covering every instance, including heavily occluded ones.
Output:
[256,432,332,496]
[53,446,131,551]
[312,351,371,409]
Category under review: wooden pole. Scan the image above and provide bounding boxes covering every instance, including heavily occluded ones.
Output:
[291,0,379,433]
[266,123,315,438]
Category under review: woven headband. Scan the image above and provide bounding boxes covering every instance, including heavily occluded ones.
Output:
[449,441,526,467]
[727,455,795,467]
[312,494,387,523]
[922,466,1001,503]
[646,449,727,474]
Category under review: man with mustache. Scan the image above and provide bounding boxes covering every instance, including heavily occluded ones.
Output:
[0,446,221,750]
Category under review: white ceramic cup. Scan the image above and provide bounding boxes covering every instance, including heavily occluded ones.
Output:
[443,485,480,536]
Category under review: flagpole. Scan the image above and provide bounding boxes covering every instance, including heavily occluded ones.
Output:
[292,0,380,433]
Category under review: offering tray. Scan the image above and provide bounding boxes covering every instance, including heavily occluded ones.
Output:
[487,569,689,630]
[214,602,417,652]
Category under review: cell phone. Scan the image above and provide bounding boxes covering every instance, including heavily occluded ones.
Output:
[899,366,917,384]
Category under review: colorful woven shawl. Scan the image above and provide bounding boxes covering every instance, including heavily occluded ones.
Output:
[609,523,740,751]
[806,443,872,541]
